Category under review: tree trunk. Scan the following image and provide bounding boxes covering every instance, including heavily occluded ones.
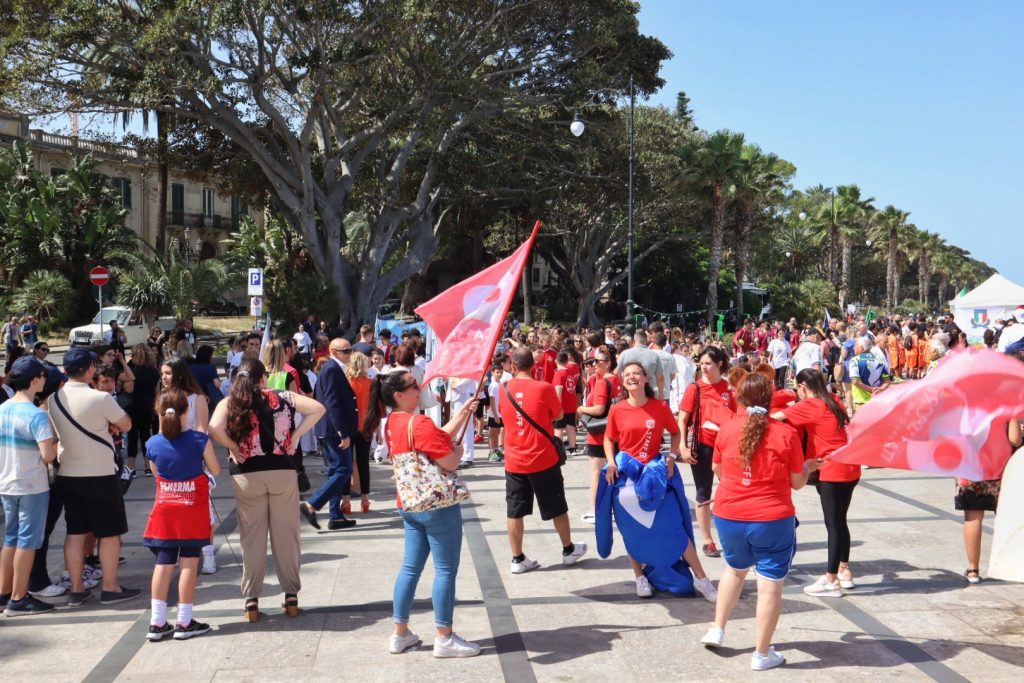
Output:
[733,203,751,323]
[937,275,949,310]
[521,255,532,325]
[838,236,852,312]
[576,289,601,329]
[919,253,929,305]
[829,221,840,289]
[706,184,726,327]
[887,225,897,309]
[155,111,169,255]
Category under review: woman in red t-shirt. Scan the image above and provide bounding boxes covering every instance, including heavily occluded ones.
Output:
[774,368,857,598]
[700,373,819,671]
[604,361,717,602]
[678,346,736,558]
[576,346,621,524]
[360,370,481,658]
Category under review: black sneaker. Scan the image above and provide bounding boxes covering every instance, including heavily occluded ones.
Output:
[0,592,10,608]
[702,542,722,558]
[327,518,357,531]
[144,469,153,477]
[68,589,92,607]
[173,619,211,640]
[5,595,55,616]
[147,622,174,641]
[99,587,142,604]
[84,554,101,568]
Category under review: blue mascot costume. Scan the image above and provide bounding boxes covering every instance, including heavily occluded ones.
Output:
[595,451,697,596]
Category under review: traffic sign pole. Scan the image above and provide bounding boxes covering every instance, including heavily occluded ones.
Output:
[89,266,111,330]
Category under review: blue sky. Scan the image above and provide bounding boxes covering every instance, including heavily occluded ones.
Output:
[636,1,1023,284]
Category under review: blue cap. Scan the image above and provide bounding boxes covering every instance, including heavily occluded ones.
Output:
[63,347,97,375]
[43,364,68,393]
[8,356,48,383]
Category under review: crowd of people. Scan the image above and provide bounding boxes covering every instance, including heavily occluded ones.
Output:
[0,306,1018,671]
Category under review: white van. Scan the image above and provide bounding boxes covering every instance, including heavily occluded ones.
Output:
[68,307,176,348]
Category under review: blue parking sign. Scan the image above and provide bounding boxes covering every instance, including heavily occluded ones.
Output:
[247,268,264,295]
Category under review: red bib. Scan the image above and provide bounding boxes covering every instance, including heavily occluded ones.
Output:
[143,473,212,547]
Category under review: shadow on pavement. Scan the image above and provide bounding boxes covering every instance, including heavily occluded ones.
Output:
[482,623,672,664]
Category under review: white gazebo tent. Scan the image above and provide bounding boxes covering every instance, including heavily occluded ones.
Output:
[950,273,1024,344]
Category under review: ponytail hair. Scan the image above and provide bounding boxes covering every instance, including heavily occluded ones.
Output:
[226,359,267,445]
[361,370,414,440]
[794,368,849,429]
[156,388,188,441]
[736,373,773,468]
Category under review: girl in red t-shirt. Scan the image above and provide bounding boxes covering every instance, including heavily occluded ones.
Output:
[604,361,718,602]
[576,347,621,524]
[701,373,819,671]
[361,370,482,658]
[774,368,857,598]
[677,346,736,559]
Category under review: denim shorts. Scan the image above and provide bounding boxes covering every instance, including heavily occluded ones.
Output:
[1,491,50,550]
[714,515,796,581]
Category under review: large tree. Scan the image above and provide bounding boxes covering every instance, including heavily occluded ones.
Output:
[1,0,668,335]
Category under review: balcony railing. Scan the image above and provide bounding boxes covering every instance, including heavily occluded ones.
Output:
[28,129,140,159]
[167,212,223,229]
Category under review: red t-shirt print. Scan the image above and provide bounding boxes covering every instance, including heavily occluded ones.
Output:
[553,366,579,414]
[679,379,736,447]
[530,365,546,382]
[712,418,804,522]
[782,398,858,482]
[499,378,563,474]
[605,399,679,464]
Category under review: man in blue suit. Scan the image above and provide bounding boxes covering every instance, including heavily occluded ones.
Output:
[300,338,358,530]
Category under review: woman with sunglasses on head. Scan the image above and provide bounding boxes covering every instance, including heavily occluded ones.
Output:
[577,346,621,524]
[772,368,856,597]
[209,359,325,622]
[362,370,481,658]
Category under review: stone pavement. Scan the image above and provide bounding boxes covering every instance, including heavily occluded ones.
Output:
[1,447,1022,682]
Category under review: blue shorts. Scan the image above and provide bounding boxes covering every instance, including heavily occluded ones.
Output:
[1,491,50,550]
[714,515,796,581]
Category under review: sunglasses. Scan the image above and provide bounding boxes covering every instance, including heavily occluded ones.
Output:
[404,380,420,391]
[38,348,50,354]
[330,348,352,355]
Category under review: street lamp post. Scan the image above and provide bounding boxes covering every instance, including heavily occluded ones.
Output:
[571,74,636,322]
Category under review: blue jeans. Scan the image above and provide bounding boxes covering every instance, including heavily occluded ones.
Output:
[393,504,463,628]
[307,438,353,520]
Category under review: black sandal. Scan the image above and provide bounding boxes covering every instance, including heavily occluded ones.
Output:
[244,598,259,622]
[282,593,298,618]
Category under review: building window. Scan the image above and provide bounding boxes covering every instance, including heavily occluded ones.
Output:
[202,187,214,218]
[50,167,66,177]
[170,183,185,224]
[532,267,541,285]
[230,196,248,230]
[111,177,132,208]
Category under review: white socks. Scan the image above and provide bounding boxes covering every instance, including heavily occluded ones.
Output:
[202,544,215,556]
[151,599,167,627]
[178,602,193,626]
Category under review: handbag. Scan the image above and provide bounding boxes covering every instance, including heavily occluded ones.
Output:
[580,378,613,436]
[52,391,134,495]
[504,384,567,466]
[264,390,310,492]
[391,416,470,512]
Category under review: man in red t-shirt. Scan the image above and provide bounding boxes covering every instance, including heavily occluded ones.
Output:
[552,351,579,454]
[541,345,558,384]
[499,347,587,574]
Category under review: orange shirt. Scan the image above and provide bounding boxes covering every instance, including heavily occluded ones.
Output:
[349,375,372,432]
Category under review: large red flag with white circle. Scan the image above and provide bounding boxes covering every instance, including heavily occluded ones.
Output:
[830,348,1024,481]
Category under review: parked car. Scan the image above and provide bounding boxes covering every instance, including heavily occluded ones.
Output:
[196,297,242,316]
[69,307,176,348]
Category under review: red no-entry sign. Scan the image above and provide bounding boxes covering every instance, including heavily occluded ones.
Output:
[89,266,110,286]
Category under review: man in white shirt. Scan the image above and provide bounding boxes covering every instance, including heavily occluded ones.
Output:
[766,328,792,389]
[487,353,514,462]
[792,328,824,374]
[997,313,1024,352]
[649,333,677,404]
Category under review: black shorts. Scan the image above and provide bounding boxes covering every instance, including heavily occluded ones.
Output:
[475,401,487,419]
[553,416,574,429]
[587,444,606,459]
[505,464,569,521]
[691,442,716,505]
[57,474,128,538]
[149,546,203,565]
[488,417,503,429]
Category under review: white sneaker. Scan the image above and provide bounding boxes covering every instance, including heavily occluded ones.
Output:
[700,626,724,648]
[388,630,421,654]
[562,542,588,566]
[751,646,786,671]
[61,570,99,591]
[29,583,68,598]
[433,633,481,658]
[201,550,217,575]
[693,576,718,603]
[581,512,596,524]
[837,569,856,589]
[510,557,541,574]
[803,576,843,598]
[635,575,653,598]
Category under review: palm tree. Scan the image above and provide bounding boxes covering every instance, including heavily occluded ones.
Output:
[11,270,75,323]
[678,130,745,326]
[874,205,910,309]
[834,185,876,311]
[730,145,792,321]
[804,184,840,286]
[114,247,229,323]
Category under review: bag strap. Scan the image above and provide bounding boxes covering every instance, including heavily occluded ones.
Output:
[690,382,702,450]
[52,390,117,456]
[597,378,612,419]
[407,414,416,452]
[504,383,561,452]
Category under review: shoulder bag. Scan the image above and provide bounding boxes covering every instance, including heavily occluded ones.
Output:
[504,384,567,466]
[51,391,134,495]
[688,382,702,451]
[391,415,470,512]
[581,378,614,436]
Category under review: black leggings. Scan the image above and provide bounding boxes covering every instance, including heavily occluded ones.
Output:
[126,410,155,463]
[343,433,371,497]
[774,365,788,390]
[816,479,858,574]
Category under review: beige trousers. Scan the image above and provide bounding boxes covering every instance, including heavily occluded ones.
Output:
[231,469,302,598]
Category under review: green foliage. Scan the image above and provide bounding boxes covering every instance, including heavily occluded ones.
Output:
[770,279,837,323]
[112,249,230,322]
[895,299,928,317]
[11,270,74,326]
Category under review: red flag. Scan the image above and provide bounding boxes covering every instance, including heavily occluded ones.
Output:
[830,348,1024,480]
[417,220,541,383]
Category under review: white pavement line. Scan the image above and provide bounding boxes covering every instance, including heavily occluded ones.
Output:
[461,501,539,683]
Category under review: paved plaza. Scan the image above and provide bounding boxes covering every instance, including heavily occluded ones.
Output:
[1,447,1022,682]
